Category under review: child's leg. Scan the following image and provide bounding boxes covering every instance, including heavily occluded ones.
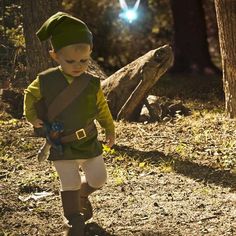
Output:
[53,159,81,191]
[80,154,107,189]
[79,155,107,221]
[53,160,84,236]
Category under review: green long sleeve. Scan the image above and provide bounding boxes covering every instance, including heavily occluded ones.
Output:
[96,84,115,135]
[23,77,42,123]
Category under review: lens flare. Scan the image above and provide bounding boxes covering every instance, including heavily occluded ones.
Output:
[119,0,140,23]
[119,9,137,23]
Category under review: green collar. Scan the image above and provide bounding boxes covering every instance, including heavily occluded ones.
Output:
[58,66,75,84]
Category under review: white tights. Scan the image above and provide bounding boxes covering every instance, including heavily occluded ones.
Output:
[53,155,107,191]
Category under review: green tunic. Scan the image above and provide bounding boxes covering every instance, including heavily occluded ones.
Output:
[24,66,115,161]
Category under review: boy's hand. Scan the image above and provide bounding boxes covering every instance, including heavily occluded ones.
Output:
[31,118,44,128]
[105,133,115,148]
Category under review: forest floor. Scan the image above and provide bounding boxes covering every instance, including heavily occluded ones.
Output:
[0,74,236,236]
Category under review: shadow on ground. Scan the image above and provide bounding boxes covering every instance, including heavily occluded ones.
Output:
[114,144,236,190]
[85,222,171,236]
[85,222,114,236]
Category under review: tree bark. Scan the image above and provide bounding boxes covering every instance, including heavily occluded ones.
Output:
[215,0,236,117]
[21,0,62,82]
[170,0,219,74]
[102,45,173,121]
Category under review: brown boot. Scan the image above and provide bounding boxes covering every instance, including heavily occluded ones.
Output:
[61,190,85,236]
[79,179,98,221]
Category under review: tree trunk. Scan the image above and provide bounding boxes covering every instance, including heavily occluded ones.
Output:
[170,0,219,74]
[215,0,236,117]
[21,0,62,82]
[102,45,173,121]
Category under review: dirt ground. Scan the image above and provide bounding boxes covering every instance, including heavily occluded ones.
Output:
[0,101,236,236]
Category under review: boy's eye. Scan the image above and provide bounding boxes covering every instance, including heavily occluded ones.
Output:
[80,59,89,63]
[65,59,89,64]
[65,60,75,64]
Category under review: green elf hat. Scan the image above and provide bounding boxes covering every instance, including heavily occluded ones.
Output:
[36,12,93,51]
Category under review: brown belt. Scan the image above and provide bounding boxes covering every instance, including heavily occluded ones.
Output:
[60,122,96,144]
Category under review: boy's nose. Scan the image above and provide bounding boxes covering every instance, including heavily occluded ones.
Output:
[73,62,82,69]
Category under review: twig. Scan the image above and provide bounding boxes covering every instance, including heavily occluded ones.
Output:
[189,215,218,223]
[136,125,169,138]
[26,153,37,159]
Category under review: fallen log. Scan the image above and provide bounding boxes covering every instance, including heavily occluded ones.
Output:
[101,44,174,121]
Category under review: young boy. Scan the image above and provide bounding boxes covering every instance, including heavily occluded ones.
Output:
[24,12,115,236]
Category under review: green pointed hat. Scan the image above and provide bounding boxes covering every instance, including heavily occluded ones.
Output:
[36,12,93,51]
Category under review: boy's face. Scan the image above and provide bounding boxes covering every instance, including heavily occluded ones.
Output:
[50,44,92,77]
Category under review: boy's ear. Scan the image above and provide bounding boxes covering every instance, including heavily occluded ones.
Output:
[49,50,58,62]
[88,46,92,55]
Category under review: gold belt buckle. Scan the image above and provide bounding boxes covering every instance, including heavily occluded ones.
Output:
[76,129,86,140]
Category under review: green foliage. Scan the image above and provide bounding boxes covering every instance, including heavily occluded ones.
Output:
[103,144,116,155]
[0,2,23,47]
[0,1,26,87]
[0,231,13,236]
[6,27,25,48]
